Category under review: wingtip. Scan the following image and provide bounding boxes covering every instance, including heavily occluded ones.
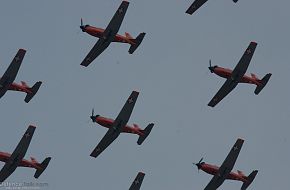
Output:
[90,153,97,158]
[250,41,258,45]
[28,125,37,128]
[133,90,140,94]
[19,48,26,52]
[237,138,245,142]
[138,171,145,175]
[122,0,130,4]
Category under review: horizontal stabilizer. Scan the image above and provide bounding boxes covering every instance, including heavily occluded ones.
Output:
[128,33,146,54]
[137,123,154,145]
[254,73,271,95]
[241,170,258,190]
[24,81,42,103]
[34,157,51,179]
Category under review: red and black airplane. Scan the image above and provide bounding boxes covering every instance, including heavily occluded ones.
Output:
[208,42,272,107]
[91,108,153,143]
[80,1,146,67]
[193,139,258,190]
[0,125,51,182]
[89,91,154,158]
[0,49,42,103]
[186,0,239,15]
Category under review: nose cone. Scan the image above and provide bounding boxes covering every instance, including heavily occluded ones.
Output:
[196,163,202,170]
[80,25,86,32]
[90,115,99,122]
[208,66,215,73]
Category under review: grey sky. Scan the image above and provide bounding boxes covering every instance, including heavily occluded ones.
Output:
[0,0,289,189]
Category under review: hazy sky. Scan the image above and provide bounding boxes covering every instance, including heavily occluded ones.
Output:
[0,0,289,189]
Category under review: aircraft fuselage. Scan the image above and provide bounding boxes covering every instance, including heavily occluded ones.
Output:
[82,26,135,45]
[200,163,247,182]
[0,152,42,170]
[212,67,262,86]
[93,116,144,136]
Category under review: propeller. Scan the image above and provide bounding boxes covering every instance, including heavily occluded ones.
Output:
[208,59,217,73]
[193,157,204,172]
[90,109,99,123]
[80,18,89,32]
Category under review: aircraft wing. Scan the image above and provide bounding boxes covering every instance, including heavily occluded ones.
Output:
[231,42,257,82]
[203,139,244,190]
[186,0,208,15]
[80,1,129,67]
[0,125,35,182]
[218,138,244,175]
[208,77,239,107]
[0,49,26,94]
[204,174,227,190]
[129,172,145,190]
[90,91,139,158]
[80,38,110,67]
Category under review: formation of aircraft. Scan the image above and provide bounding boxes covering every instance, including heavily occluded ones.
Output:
[0,0,272,188]
[208,42,272,107]
[0,49,42,103]
[129,172,145,190]
[186,0,239,15]
[0,125,51,182]
[90,91,154,158]
[193,138,258,190]
[80,0,146,67]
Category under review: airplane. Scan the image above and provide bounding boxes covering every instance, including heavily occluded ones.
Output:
[80,1,146,67]
[0,125,51,182]
[193,138,258,190]
[186,0,238,15]
[129,172,145,190]
[89,91,154,158]
[208,42,272,107]
[0,49,42,103]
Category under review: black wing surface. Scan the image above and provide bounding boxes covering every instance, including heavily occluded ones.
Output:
[90,91,139,158]
[204,174,227,190]
[231,42,257,82]
[81,1,129,67]
[129,172,145,190]
[0,125,35,182]
[186,0,208,15]
[0,49,26,97]
[203,138,244,190]
[208,78,238,107]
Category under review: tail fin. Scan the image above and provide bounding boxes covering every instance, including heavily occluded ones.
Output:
[125,32,133,39]
[241,170,258,190]
[30,157,38,164]
[24,81,42,103]
[34,157,51,179]
[128,33,146,54]
[21,81,29,88]
[137,123,154,145]
[254,73,272,95]
[250,73,258,80]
